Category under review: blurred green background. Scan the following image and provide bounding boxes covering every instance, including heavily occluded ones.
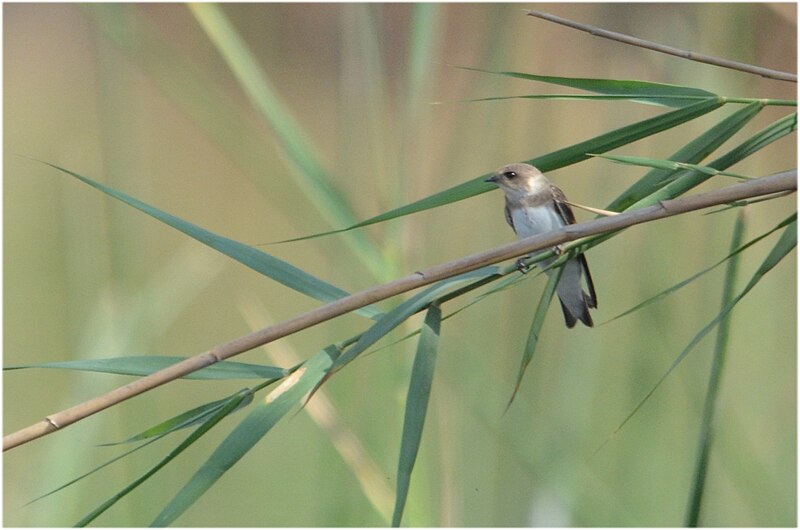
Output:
[4,3,796,526]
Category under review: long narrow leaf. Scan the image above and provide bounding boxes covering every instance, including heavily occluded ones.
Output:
[27,389,255,507]
[506,263,565,409]
[330,267,498,373]
[704,190,795,215]
[392,304,442,527]
[76,389,252,526]
[606,102,763,211]
[603,213,796,324]
[84,6,360,259]
[458,95,792,106]
[606,219,796,441]
[455,93,717,105]
[279,98,724,242]
[30,435,164,506]
[151,346,338,526]
[685,211,745,526]
[594,154,752,180]
[366,271,536,357]
[406,4,439,109]
[34,160,382,320]
[5,355,288,380]
[188,4,386,277]
[650,113,797,203]
[101,392,257,446]
[565,111,795,266]
[457,66,718,107]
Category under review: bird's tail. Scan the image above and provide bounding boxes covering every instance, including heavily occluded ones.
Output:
[555,258,594,328]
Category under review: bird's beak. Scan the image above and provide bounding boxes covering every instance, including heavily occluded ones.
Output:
[485,175,498,184]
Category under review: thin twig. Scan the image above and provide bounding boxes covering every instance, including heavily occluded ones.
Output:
[525,10,797,83]
[3,171,796,451]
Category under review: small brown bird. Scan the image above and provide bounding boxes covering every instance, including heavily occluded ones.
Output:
[486,163,597,328]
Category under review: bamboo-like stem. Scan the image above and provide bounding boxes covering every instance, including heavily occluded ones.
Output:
[525,10,798,83]
[3,171,796,451]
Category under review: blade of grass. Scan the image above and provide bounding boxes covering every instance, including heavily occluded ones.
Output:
[602,213,796,324]
[100,391,257,446]
[392,304,442,527]
[454,94,794,106]
[406,4,439,110]
[329,267,499,373]
[5,355,288,380]
[83,6,344,246]
[76,388,252,526]
[366,266,540,357]
[704,190,795,215]
[151,346,338,526]
[594,153,753,180]
[506,263,564,409]
[456,66,718,107]
[602,218,796,446]
[365,250,591,363]
[279,98,724,242]
[32,160,382,320]
[685,210,745,526]
[606,102,763,211]
[563,112,795,267]
[627,113,797,209]
[29,436,163,506]
[28,388,253,506]
[188,4,386,278]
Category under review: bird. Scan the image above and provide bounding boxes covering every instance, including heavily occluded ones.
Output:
[486,163,597,328]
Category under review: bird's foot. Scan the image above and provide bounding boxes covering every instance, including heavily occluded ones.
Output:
[516,257,531,274]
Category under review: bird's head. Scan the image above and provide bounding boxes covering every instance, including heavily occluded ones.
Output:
[485,163,547,199]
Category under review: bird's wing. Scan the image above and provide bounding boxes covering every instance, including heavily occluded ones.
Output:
[550,184,577,224]
[503,202,517,234]
[550,184,598,308]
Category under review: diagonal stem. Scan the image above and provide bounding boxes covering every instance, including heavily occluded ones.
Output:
[3,171,795,451]
[526,10,797,83]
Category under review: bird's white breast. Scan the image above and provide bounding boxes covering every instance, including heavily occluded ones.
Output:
[510,204,563,239]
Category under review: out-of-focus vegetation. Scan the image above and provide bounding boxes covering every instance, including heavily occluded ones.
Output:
[4,3,796,526]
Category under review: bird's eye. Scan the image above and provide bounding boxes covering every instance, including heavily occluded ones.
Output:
[504,171,517,179]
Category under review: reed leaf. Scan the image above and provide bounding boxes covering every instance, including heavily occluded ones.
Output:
[392,304,442,527]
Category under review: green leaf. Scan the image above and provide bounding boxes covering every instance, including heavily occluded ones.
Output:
[77,389,252,526]
[685,211,746,526]
[188,4,386,278]
[704,190,796,215]
[457,66,718,107]
[33,160,383,320]
[100,392,257,445]
[603,213,796,324]
[406,4,439,108]
[281,98,724,242]
[594,154,753,180]
[573,110,795,267]
[5,355,288,380]
[29,435,163,506]
[607,219,796,442]
[650,112,797,202]
[606,102,763,211]
[83,5,384,272]
[506,263,564,409]
[330,267,498,373]
[392,304,442,527]
[151,347,338,526]
[27,390,256,508]
[549,115,796,380]
[366,271,534,357]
